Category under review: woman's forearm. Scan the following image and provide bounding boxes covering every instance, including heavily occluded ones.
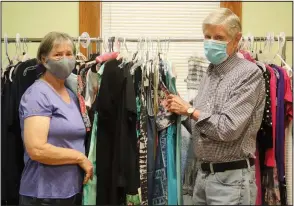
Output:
[29,143,85,165]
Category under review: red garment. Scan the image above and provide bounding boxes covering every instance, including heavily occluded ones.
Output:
[265,65,277,167]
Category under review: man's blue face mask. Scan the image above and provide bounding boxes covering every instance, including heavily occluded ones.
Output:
[204,39,230,65]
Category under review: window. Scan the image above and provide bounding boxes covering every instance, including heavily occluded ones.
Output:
[101,2,220,97]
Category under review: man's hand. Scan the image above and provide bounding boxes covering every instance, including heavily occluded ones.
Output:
[166,94,191,116]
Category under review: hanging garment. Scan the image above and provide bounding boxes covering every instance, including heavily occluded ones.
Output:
[166,125,177,205]
[152,128,168,205]
[281,68,293,205]
[185,56,209,98]
[264,65,277,167]
[82,112,98,205]
[96,59,140,204]
[255,63,272,205]
[261,65,281,205]
[1,59,39,204]
[85,70,99,108]
[137,66,148,205]
[272,65,287,205]
[165,61,183,205]
[146,72,157,205]
[285,120,293,205]
[158,80,177,205]
[271,65,285,183]
[77,71,91,132]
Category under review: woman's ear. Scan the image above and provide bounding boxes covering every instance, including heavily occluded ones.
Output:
[41,56,46,64]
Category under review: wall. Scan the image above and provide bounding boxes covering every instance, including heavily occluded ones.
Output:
[242,2,293,66]
[1,2,79,64]
[2,2,293,67]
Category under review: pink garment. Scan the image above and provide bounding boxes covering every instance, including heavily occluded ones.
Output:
[239,50,256,63]
[281,68,293,123]
[255,148,262,205]
[96,52,119,63]
[265,65,277,167]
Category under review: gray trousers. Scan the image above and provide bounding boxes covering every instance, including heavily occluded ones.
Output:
[192,166,257,205]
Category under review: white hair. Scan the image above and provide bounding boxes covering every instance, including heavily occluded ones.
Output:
[202,8,241,38]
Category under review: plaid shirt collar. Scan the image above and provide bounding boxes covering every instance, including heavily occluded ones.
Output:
[207,53,239,77]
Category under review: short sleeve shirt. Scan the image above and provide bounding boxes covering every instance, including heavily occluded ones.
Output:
[19,80,86,198]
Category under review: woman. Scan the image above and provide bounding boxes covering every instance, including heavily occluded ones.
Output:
[18,32,93,205]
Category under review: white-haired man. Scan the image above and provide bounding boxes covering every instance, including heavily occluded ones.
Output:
[167,8,265,205]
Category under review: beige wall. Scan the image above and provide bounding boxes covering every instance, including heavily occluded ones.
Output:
[242,2,293,66]
[2,2,79,63]
[2,2,293,66]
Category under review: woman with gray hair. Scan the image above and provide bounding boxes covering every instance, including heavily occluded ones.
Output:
[18,32,93,205]
[167,8,265,205]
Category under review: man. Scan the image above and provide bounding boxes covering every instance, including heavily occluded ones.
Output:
[167,8,265,205]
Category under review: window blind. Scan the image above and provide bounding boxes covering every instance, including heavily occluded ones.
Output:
[101,2,220,98]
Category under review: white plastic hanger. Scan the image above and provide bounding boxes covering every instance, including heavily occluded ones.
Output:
[22,37,30,62]
[9,34,21,80]
[2,34,12,70]
[273,32,292,76]
[76,36,87,62]
[12,33,22,64]
[102,36,108,53]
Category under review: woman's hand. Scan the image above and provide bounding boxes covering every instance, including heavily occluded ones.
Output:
[167,94,191,116]
[79,155,94,184]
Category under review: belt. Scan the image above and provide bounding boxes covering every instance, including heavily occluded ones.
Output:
[201,158,255,174]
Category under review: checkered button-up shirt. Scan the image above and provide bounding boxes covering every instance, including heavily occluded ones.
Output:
[184,53,266,163]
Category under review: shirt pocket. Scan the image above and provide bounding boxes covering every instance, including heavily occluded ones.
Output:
[212,81,231,114]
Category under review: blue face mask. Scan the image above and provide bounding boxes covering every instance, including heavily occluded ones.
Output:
[204,39,229,65]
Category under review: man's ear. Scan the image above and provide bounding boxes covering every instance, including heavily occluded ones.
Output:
[234,32,242,49]
[236,32,242,42]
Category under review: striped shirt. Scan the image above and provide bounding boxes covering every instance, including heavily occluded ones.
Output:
[183,53,265,163]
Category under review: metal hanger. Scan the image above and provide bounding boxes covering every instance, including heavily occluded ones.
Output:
[259,37,263,54]
[2,34,12,68]
[102,36,108,53]
[96,37,101,54]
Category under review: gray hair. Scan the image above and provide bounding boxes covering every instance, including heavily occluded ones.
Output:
[37,31,76,63]
[202,8,241,38]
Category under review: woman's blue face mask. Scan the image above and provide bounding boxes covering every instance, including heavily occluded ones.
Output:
[204,39,230,65]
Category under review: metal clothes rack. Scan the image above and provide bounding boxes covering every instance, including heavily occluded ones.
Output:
[1,36,293,43]
[2,36,293,61]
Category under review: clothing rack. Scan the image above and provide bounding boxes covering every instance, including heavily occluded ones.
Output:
[2,36,293,61]
[1,36,293,43]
